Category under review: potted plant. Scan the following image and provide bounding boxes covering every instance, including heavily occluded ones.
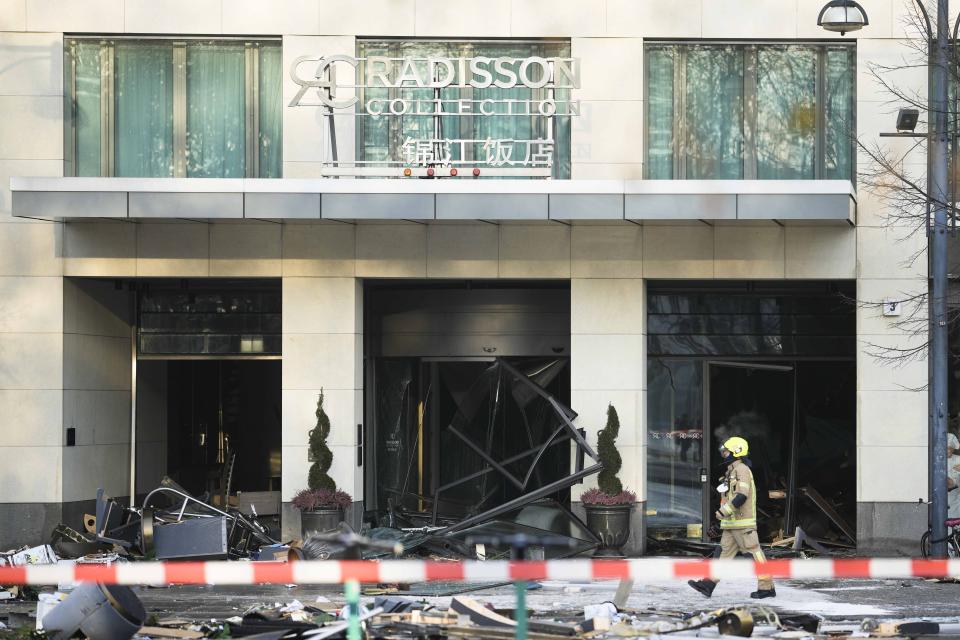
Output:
[294,390,352,535]
[293,487,352,535]
[582,403,636,557]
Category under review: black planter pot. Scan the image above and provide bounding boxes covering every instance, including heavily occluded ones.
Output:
[584,503,633,558]
[300,508,343,537]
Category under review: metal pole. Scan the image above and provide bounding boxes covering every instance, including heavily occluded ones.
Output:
[930,0,950,558]
[129,293,138,507]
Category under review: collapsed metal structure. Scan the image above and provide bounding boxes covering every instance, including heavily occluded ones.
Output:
[374,358,603,559]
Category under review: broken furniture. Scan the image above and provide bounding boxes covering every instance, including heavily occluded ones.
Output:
[94,489,143,551]
[152,516,230,561]
[141,477,277,560]
[50,524,106,559]
[301,524,403,561]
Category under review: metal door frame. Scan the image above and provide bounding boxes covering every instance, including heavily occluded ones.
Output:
[702,360,797,542]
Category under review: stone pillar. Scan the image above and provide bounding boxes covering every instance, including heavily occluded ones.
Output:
[570,225,645,555]
[0,31,64,548]
[852,38,930,555]
[62,278,133,526]
[281,274,363,539]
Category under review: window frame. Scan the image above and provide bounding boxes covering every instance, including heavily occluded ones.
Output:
[64,35,281,179]
[354,38,573,179]
[643,40,857,181]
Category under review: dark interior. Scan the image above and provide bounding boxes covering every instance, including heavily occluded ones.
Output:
[165,360,281,497]
[646,280,857,544]
[708,362,856,542]
[364,280,573,526]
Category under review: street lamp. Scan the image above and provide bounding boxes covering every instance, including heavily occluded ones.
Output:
[821,0,952,557]
[896,108,921,133]
[817,0,869,35]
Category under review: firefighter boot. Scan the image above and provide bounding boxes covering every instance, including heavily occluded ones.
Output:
[687,579,717,597]
[750,588,777,599]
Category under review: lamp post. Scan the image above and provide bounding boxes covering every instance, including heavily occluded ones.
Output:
[817,0,869,34]
[821,0,951,557]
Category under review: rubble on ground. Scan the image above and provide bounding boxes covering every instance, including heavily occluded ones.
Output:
[0,473,862,639]
[4,580,950,640]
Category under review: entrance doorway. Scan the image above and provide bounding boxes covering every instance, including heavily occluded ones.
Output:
[646,280,857,545]
[364,280,573,527]
[132,279,282,519]
[166,360,281,495]
[707,362,794,541]
[137,359,282,500]
[371,357,571,524]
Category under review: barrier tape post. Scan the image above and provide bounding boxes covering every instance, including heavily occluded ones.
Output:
[346,579,361,640]
[1,558,960,586]
[515,578,527,640]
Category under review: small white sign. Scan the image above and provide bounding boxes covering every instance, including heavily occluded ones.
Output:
[882,299,902,317]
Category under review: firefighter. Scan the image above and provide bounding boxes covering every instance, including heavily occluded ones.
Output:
[687,436,776,599]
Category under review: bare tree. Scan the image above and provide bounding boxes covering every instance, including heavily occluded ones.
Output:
[855,0,960,376]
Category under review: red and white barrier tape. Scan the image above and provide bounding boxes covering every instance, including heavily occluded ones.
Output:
[1,558,959,586]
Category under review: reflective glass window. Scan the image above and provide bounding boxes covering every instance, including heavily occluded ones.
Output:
[645,46,675,179]
[115,41,174,177]
[65,38,282,178]
[138,286,281,356]
[645,42,855,180]
[356,40,572,179]
[756,46,817,179]
[685,46,744,179]
[647,359,704,529]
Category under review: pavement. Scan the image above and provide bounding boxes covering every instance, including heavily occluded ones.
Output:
[7,573,960,632]
[81,576,960,621]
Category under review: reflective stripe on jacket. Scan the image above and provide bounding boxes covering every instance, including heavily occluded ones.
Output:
[719,459,756,529]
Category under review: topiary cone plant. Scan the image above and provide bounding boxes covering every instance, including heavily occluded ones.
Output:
[308,389,336,492]
[295,390,352,536]
[583,403,636,558]
[597,403,623,496]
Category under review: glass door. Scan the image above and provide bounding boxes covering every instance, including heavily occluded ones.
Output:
[705,361,795,541]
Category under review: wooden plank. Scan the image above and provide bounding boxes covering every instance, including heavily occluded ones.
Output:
[450,597,516,628]
[800,486,856,542]
[139,626,205,639]
[445,626,573,640]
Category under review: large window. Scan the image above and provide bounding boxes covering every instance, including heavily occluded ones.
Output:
[645,43,855,180]
[356,40,572,179]
[64,38,282,178]
[138,282,281,356]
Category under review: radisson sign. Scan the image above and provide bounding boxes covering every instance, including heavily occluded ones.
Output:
[289,54,581,116]
[288,52,580,176]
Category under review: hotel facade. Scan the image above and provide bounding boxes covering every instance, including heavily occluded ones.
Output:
[0,0,934,555]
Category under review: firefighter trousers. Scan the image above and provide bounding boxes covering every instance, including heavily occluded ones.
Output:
[717,528,774,591]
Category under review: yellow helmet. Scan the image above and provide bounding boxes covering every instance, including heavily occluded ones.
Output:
[721,436,749,458]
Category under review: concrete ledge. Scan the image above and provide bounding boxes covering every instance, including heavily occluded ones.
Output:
[246,192,320,219]
[857,501,928,557]
[11,177,856,224]
[324,193,434,220]
[738,193,852,222]
[437,193,547,220]
[626,194,735,220]
[15,191,127,219]
[0,503,62,550]
[549,194,623,220]
[130,192,244,219]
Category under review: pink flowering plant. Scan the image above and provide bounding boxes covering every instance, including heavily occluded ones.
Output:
[581,487,637,506]
[291,488,352,511]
